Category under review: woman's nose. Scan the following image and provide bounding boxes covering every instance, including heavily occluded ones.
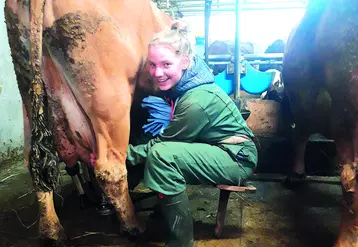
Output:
[155,68,164,77]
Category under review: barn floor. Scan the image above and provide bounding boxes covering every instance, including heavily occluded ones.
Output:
[0,159,342,247]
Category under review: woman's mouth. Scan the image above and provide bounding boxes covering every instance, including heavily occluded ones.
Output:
[157,78,169,83]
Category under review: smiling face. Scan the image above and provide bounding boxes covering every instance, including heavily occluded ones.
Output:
[148,44,189,91]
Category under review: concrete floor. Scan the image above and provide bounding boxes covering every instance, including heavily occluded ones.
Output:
[0,160,342,247]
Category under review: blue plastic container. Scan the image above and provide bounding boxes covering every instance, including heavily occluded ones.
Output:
[240,61,276,94]
[214,70,234,95]
[214,62,276,95]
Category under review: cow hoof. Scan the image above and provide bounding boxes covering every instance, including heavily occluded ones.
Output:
[39,226,67,247]
[127,225,145,236]
[121,224,146,243]
[38,238,66,247]
[126,228,149,244]
[282,172,306,189]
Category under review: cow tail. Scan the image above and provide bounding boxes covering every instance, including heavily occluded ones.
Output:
[29,0,60,192]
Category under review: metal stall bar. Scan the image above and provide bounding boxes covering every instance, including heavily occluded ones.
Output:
[234,0,242,99]
[201,55,283,66]
[204,0,212,64]
[244,53,284,60]
[179,3,307,11]
[172,0,306,3]
[201,53,283,62]
[176,0,307,16]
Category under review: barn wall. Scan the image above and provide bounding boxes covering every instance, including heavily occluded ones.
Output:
[0,1,25,164]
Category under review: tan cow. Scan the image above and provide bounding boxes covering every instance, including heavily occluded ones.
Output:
[5,0,171,244]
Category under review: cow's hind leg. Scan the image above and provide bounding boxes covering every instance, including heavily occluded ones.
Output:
[284,129,310,188]
[37,192,65,246]
[24,114,64,246]
[5,2,64,244]
[28,0,64,244]
[90,79,141,236]
[291,133,309,176]
[334,134,358,247]
[94,120,141,236]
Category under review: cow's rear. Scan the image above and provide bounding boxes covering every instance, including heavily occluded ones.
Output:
[283,0,358,246]
[5,0,171,244]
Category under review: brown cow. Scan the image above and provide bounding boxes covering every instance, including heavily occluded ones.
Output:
[282,0,358,246]
[5,0,171,244]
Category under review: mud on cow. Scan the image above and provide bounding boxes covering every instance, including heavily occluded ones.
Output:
[4,0,171,244]
[282,0,358,246]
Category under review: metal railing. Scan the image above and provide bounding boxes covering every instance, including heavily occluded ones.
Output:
[201,53,284,65]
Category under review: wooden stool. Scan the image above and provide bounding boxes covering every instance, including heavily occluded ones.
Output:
[215,183,257,238]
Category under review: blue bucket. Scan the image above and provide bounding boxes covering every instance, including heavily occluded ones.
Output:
[214,62,275,95]
[240,61,275,94]
[214,70,234,95]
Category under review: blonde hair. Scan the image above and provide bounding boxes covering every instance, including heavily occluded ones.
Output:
[150,21,195,67]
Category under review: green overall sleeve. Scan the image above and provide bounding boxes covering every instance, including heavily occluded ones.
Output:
[126,100,210,166]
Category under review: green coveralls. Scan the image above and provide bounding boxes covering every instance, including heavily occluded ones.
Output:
[126,83,258,196]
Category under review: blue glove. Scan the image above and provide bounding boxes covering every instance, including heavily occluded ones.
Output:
[141,96,172,136]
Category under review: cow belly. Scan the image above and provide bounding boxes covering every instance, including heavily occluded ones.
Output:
[42,55,95,167]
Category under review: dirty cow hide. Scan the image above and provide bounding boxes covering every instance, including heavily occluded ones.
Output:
[5,0,171,244]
